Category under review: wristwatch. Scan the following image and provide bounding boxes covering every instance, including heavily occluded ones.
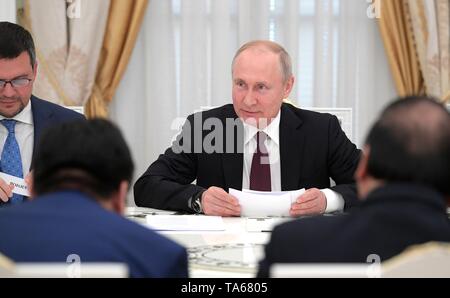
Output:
[190,191,205,214]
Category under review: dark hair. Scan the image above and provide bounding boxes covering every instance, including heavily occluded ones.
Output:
[366,96,450,195]
[0,22,36,69]
[33,119,134,199]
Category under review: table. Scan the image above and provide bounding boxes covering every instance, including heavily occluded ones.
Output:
[126,207,290,278]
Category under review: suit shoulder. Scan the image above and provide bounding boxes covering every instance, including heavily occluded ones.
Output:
[272,215,349,242]
[115,214,186,253]
[283,103,337,123]
[186,104,235,121]
[31,96,85,121]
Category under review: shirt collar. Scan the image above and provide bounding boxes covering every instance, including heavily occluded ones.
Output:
[243,110,281,145]
[0,100,33,125]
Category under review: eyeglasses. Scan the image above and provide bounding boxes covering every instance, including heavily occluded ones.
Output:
[0,78,32,89]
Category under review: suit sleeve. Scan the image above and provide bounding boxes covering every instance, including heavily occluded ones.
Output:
[134,115,205,212]
[167,248,189,278]
[327,115,361,210]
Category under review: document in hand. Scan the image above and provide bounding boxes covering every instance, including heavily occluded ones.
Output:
[0,172,30,196]
[229,188,305,217]
[146,215,226,231]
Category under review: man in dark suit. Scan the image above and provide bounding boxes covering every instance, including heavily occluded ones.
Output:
[257,96,450,277]
[0,22,84,205]
[134,40,361,216]
[0,119,188,278]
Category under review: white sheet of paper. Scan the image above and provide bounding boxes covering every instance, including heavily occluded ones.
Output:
[229,188,305,217]
[146,215,225,231]
[0,172,30,196]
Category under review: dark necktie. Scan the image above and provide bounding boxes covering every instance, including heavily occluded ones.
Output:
[1,119,24,204]
[250,132,271,191]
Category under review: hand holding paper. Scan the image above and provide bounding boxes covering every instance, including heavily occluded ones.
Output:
[202,186,241,217]
[229,188,305,217]
[0,175,14,202]
[290,188,327,217]
[0,172,30,198]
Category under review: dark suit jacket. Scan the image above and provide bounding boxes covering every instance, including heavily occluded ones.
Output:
[0,191,188,278]
[134,103,361,212]
[0,96,84,206]
[30,95,85,164]
[257,184,450,277]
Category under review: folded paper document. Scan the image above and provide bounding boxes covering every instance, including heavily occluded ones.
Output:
[229,188,305,217]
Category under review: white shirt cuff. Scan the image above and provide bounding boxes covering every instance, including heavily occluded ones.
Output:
[321,188,345,213]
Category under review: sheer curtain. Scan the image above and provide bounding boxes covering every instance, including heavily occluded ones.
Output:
[20,0,110,106]
[110,0,396,203]
[408,0,449,100]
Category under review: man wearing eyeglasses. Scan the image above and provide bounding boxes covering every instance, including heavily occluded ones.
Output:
[0,22,84,206]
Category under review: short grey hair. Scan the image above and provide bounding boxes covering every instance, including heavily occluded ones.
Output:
[232,40,292,83]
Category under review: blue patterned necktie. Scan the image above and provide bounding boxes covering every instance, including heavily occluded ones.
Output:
[1,119,24,204]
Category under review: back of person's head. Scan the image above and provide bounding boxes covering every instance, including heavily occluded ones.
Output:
[33,119,134,201]
[0,22,36,68]
[365,96,450,196]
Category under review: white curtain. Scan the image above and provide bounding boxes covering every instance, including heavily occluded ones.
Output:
[0,0,16,22]
[22,0,110,106]
[408,0,449,100]
[110,0,396,203]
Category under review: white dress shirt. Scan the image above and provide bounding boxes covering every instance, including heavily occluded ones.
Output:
[241,111,345,213]
[0,101,34,176]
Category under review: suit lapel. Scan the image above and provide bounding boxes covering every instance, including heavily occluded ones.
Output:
[222,152,243,190]
[221,106,243,190]
[31,96,53,170]
[280,104,304,191]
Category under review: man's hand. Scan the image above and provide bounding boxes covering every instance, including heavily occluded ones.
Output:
[0,178,14,203]
[202,186,241,217]
[290,188,327,217]
[25,171,33,200]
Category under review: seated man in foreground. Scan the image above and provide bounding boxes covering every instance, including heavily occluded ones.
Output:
[258,96,450,277]
[0,119,188,278]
